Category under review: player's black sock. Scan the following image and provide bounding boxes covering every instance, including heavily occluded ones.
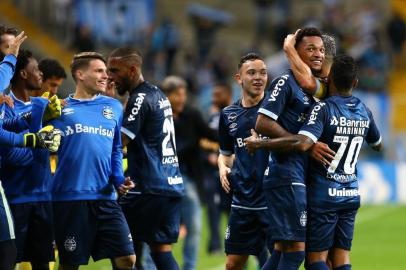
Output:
[0,239,16,270]
[261,250,281,270]
[307,261,330,270]
[277,251,305,270]
[31,262,50,270]
[333,264,351,270]
[150,251,179,270]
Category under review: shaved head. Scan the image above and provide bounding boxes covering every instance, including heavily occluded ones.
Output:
[109,47,143,66]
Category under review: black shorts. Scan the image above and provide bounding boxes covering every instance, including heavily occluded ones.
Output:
[119,194,182,244]
[225,207,272,255]
[53,200,134,265]
[306,206,358,252]
[264,184,307,242]
[11,202,55,263]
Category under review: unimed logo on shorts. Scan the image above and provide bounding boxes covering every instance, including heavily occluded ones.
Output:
[64,236,77,252]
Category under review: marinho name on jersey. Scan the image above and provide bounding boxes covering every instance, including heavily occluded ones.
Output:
[64,124,114,138]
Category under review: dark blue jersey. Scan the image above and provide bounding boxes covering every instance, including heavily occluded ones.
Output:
[0,95,52,204]
[121,81,184,197]
[51,95,125,201]
[258,70,315,188]
[299,95,381,209]
[219,99,269,209]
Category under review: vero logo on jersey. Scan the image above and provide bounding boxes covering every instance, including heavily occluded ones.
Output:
[308,102,326,125]
[127,93,146,122]
[268,75,289,102]
[64,124,114,138]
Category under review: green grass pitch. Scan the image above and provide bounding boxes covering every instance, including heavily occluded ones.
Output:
[56,205,406,270]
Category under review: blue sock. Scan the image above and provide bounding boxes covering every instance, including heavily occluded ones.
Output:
[261,250,282,270]
[150,251,179,270]
[334,264,351,270]
[307,261,330,270]
[277,251,305,270]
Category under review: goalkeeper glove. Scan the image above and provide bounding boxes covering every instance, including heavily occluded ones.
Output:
[42,92,62,122]
[24,125,62,152]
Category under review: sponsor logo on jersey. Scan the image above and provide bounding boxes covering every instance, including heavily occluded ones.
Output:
[335,117,369,135]
[127,93,146,122]
[62,107,74,115]
[299,211,307,227]
[327,173,357,183]
[159,98,171,109]
[330,116,339,126]
[64,236,76,252]
[268,74,289,102]
[308,102,326,125]
[102,106,114,119]
[167,176,183,185]
[228,112,237,122]
[64,124,114,138]
[328,188,359,197]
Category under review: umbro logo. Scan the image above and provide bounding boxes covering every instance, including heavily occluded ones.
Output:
[62,108,75,115]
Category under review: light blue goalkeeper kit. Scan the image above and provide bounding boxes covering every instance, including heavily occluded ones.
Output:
[51,95,125,201]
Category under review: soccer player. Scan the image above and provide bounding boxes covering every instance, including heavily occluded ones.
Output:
[0,49,57,270]
[246,55,381,270]
[50,52,135,270]
[36,58,67,97]
[217,53,271,270]
[0,31,61,270]
[0,25,17,60]
[254,27,325,270]
[284,30,337,97]
[107,47,184,270]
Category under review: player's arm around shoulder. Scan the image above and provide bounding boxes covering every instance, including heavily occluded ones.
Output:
[256,74,292,138]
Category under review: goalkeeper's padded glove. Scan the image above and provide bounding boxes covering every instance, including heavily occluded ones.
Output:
[42,92,62,122]
[23,125,62,152]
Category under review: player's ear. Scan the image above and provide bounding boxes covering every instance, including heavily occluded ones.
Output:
[234,73,242,85]
[75,69,84,81]
[352,78,359,89]
[20,69,28,79]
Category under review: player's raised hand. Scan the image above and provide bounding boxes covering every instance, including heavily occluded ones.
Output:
[308,141,335,166]
[219,166,231,193]
[118,177,135,196]
[42,92,62,121]
[244,129,261,154]
[0,94,14,108]
[5,31,27,57]
[283,29,300,52]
